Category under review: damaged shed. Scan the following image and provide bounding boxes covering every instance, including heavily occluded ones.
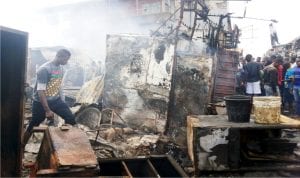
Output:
[103,33,226,132]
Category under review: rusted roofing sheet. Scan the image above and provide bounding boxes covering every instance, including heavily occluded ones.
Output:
[213,50,239,101]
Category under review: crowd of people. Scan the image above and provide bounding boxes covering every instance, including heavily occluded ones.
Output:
[236,54,300,118]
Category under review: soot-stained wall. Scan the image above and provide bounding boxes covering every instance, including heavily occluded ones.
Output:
[172,54,213,127]
[167,39,215,129]
[104,34,175,133]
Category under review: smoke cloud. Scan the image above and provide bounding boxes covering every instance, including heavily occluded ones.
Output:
[0,0,162,62]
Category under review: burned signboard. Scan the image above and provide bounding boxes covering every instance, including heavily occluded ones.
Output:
[104,34,174,133]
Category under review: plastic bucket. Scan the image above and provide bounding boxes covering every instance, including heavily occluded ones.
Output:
[252,96,281,124]
[224,95,252,122]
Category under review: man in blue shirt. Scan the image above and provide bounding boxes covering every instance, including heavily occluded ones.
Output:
[292,58,300,118]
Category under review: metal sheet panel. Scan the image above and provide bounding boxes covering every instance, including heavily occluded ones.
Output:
[213,50,239,101]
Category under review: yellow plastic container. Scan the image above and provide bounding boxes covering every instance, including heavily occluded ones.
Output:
[253,96,281,124]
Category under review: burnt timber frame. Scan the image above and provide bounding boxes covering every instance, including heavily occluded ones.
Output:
[1,26,28,177]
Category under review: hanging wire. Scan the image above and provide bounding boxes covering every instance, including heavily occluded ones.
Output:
[150,7,181,36]
[243,0,248,18]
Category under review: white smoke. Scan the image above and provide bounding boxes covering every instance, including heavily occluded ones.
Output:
[0,0,161,62]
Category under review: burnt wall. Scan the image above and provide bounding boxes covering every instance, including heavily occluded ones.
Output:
[104,34,175,133]
[172,55,213,126]
[167,39,215,129]
[104,35,215,133]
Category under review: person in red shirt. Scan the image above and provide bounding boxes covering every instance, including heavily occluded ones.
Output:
[275,55,284,107]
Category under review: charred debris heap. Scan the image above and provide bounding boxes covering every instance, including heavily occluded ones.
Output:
[2,0,300,177]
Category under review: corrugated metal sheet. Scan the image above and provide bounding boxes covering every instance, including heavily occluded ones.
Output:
[213,50,239,101]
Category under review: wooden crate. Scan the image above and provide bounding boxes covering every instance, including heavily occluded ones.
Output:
[33,127,99,177]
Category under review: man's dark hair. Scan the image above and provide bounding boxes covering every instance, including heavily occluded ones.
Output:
[284,57,289,62]
[291,56,297,63]
[270,55,277,61]
[245,54,252,62]
[265,58,273,66]
[56,49,71,57]
[283,61,291,70]
[256,57,261,62]
[275,55,283,64]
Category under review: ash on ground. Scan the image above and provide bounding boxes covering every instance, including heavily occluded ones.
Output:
[22,101,194,177]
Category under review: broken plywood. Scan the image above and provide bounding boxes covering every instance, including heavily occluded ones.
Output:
[76,75,104,104]
[104,34,175,133]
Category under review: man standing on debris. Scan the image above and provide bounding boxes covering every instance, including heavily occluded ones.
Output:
[244,54,263,96]
[23,49,77,146]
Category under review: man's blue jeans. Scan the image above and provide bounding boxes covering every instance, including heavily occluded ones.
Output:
[293,88,300,116]
[26,98,76,133]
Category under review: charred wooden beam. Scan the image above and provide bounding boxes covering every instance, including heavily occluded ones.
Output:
[1,26,28,177]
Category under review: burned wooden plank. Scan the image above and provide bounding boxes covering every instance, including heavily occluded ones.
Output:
[33,126,48,132]
[188,115,300,129]
[34,127,100,177]
[36,167,99,177]
[98,155,188,177]
[35,128,56,171]
[49,127,98,167]
[1,26,28,177]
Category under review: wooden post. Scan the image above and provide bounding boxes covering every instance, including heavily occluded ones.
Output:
[1,26,28,177]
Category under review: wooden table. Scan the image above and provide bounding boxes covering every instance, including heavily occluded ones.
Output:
[187,115,300,175]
